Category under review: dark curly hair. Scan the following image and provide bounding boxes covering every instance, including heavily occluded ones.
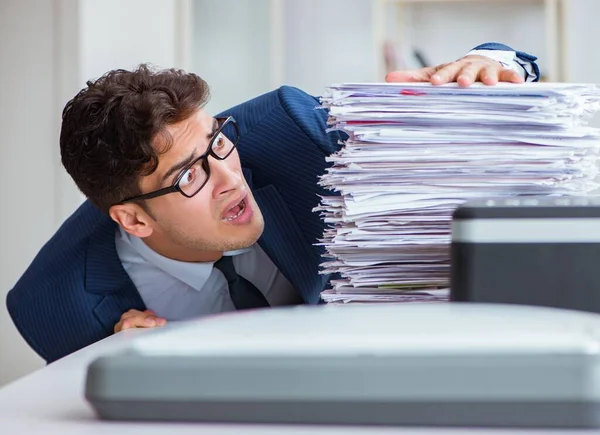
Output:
[60,63,210,213]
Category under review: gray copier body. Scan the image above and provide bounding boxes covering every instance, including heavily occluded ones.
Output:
[86,303,600,428]
[451,196,600,312]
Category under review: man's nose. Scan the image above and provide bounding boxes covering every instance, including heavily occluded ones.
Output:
[209,157,243,198]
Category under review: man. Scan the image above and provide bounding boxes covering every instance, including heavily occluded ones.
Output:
[7,43,539,363]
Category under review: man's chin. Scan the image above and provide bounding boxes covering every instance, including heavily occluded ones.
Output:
[222,222,264,252]
[238,224,265,250]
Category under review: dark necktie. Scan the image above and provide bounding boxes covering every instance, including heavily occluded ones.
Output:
[214,255,270,310]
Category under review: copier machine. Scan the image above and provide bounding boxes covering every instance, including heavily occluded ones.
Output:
[85,303,600,428]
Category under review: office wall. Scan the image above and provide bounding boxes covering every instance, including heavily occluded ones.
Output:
[79,0,179,81]
[388,2,546,77]
[192,0,273,115]
[282,0,377,97]
[0,0,185,387]
[193,0,551,113]
[564,0,600,127]
[565,0,600,82]
[0,0,57,384]
[193,0,378,115]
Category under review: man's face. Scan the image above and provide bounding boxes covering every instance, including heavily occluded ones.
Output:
[133,109,264,259]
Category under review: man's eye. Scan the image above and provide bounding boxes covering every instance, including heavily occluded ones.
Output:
[215,133,226,148]
[179,168,195,186]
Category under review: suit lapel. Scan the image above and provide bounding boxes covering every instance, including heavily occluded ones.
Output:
[84,217,145,333]
[252,184,325,304]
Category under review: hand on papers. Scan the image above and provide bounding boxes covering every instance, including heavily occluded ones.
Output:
[114,309,167,333]
[385,55,524,87]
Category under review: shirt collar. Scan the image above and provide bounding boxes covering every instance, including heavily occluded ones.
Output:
[118,226,252,292]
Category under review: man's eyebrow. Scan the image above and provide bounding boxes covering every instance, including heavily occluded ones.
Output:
[162,152,197,184]
[161,119,219,184]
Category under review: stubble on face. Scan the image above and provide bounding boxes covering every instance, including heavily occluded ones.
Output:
[157,192,265,254]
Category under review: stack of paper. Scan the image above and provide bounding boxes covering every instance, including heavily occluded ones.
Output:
[315,82,600,304]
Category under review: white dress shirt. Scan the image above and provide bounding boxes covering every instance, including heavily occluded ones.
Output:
[115,227,303,321]
[467,49,538,82]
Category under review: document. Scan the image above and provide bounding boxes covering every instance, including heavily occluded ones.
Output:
[315,82,600,304]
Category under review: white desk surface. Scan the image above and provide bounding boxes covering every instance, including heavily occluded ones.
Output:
[0,327,597,435]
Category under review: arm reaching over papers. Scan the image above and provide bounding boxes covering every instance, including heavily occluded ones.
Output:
[386,42,538,86]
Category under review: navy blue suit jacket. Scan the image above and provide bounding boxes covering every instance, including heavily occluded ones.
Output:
[7,43,539,363]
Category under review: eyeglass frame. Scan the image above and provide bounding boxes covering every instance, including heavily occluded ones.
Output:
[118,116,240,205]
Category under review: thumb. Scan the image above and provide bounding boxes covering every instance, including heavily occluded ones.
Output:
[386,67,436,83]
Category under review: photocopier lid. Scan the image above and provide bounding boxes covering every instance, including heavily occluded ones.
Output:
[130,302,600,357]
[85,303,600,427]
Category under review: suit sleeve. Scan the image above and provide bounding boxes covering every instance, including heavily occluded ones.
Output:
[470,42,540,82]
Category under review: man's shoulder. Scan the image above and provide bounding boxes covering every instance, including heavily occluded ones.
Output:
[49,200,114,262]
[6,200,121,361]
[219,85,340,159]
[217,86,319,130]
[15,200,115,287]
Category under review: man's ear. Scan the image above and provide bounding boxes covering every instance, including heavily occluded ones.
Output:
[108,204,154,238]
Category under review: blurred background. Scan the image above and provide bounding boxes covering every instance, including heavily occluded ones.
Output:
[0,0,595,386]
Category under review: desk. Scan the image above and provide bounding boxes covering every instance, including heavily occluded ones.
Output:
[0,328,595,435]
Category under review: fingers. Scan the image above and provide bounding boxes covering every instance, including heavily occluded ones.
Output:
[456,62,482,87]
[120,308,157,320]
[480,66,499,86]
[114,309,167,333]
[430,62,463,86]
[120,309,145,320]
[385,57,526,87]
[385,67,436,83]
[499,69,525,84]
[122,315,165,330]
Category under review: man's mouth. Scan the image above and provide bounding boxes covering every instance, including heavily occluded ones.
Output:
[222,198,247,222]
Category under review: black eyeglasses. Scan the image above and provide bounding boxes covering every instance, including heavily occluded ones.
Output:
[120,116,240,204]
